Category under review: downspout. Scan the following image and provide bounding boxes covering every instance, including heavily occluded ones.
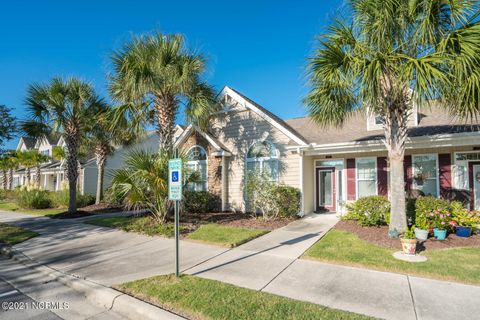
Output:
[298,147,305,217]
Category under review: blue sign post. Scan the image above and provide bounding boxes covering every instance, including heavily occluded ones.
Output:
[168,158,182,276]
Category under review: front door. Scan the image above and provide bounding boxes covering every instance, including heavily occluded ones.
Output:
[316,167,336,212]
[473,164,480,210]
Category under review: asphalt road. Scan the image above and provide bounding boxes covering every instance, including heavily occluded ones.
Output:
[0,256,127,320]
[0,275,62,320]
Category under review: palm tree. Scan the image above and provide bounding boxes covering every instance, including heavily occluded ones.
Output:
[25,77,103,214]
[0,155,8,189]
[109,31,217,151]
[88,104,134,204]
[110,149,196,222]
[305,0,480,234]
[16,150,50,187]
[31,151,50,187]
[6,152,19,190]
[17,150,35,184]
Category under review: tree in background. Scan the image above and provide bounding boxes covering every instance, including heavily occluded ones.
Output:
[305,0,480,234]
[109,31,217,151]
[25,77,103,214]
[0,155,8,189]
[0,105,17,152]
[88,103,135,204]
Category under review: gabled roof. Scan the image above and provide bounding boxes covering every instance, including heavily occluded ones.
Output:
[218,86,309,146]
[174,124,232,156]
[16,137,36,150]
[285,105,480,145]
[35,134,61,149]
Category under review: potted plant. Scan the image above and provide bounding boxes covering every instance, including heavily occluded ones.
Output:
[431,209,449,241]
[414,214,429,240]
[451,202,479,238]
[400,226,417,255]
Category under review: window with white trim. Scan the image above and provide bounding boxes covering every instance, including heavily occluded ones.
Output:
[356,158,377,198]
[412,154,438,197]
[246,141,279,182]
[185,146,207,192]
[454,152,480,190]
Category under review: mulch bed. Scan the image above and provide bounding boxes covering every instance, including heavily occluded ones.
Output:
[179,212,295,231]
[335,220,480,251]
[80,203,124,214]
[49,210,96,219]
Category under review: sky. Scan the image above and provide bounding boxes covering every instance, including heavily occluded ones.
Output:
[0,0,343,150]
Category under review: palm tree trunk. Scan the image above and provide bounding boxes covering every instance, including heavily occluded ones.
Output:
[8,169,13,190]
[383,96,410,235]
[95,142,108,205]
[156,95,176,151]
[65,130,80,214]
[1,170,7,189]
[26,167,31,184]
[35,165,41,187]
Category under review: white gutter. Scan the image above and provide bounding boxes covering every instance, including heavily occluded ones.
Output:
[287,132,480,155]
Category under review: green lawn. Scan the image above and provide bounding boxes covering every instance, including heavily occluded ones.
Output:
[84,216,186,238]
[304,229,480,285]
[186,223,268,247]
[0,201,65,216]
[119,275,372,320]
[0,223,39,245]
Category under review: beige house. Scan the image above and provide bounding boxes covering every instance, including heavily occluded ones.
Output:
[169,86,480,214]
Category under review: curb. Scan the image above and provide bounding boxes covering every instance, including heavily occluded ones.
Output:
[1,249,185,320]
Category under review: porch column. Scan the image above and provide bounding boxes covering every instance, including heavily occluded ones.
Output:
[56,173,61,191]
[221,156,228,211]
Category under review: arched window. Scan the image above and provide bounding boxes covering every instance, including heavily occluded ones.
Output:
[185,146,207,191]
[246,141,279,182]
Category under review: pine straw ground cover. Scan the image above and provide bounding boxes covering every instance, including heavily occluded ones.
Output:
[85,212,292,247]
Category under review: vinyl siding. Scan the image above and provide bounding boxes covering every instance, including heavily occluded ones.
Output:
[210,108,301,212]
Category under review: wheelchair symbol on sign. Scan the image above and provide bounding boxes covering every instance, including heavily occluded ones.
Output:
[172,171,179,182]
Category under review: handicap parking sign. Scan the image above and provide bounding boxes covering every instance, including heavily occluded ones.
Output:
[168,159,182,201]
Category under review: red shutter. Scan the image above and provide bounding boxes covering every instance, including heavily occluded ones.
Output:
[347,159,356,200]
[404,155,412,192]
[377,157,388,196]
[438,153,452,199]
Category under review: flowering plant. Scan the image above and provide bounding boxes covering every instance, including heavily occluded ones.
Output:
[451,201,480,227]
[430,208,451,230]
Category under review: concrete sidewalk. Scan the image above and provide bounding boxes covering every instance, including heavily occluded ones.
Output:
[185,213,339,290]
[2,210,480,320]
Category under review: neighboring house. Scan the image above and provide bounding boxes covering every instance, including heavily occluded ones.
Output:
[11,135,67,191]
[4,86,480,213]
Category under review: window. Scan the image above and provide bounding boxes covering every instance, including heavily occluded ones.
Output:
[315,159,344,167]
[356,158,377,198]
[454,152,480,190]
[413,154,438,197]
[246,141,279,182]
[185,146,207,192]
[374,115,384,125]
[40,149,50,156]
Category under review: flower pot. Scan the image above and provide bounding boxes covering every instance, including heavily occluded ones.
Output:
[400,238,417,255]
[455,226,472,238]
[414,228,429,241]
[475,224,480,235]
[433,228,447,240]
